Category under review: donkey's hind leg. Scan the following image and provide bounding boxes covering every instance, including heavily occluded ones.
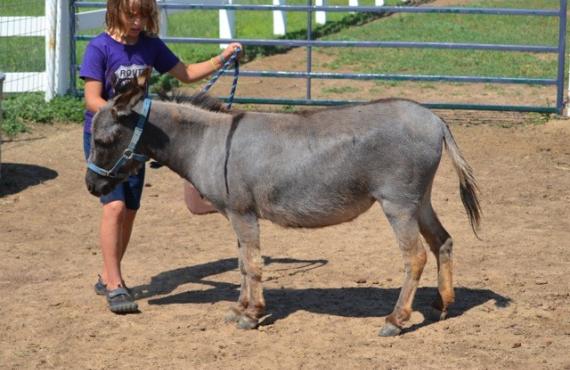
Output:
[378,199,427,337]
[226,212,266,330]
[418,201,454,320]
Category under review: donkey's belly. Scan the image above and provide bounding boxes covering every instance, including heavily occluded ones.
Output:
[258,195,376,229]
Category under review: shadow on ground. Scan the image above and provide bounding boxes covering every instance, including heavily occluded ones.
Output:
[134,257,510,333]
[0,162,58,196]
[134,256,327,300]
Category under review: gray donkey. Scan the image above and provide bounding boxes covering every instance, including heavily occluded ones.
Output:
[86,70,481,336]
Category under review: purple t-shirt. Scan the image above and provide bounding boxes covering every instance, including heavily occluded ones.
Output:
[80,32,179,133]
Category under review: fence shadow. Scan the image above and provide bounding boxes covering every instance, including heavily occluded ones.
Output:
[136,256,510,334]
[0,162,58,197]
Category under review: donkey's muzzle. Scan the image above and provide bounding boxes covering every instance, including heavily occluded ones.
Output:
[85,171,114,197]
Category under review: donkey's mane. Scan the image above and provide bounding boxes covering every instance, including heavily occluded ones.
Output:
[158,91,230,113]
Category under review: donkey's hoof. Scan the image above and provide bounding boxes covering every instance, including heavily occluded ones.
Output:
[238,315,259,330]
[379,323,402,337]
[425,307,448,322]
[224,307,243,323]
[225,311,241,323]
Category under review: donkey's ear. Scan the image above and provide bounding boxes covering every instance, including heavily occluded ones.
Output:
[111,80,145,120]
[111,67,152,120]
[110,73,118,91]
[137,67,152,88]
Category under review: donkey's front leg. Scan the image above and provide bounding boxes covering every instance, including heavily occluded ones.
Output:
[226,211,265,329]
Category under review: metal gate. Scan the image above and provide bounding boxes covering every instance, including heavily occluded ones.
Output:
[72,1,568,114]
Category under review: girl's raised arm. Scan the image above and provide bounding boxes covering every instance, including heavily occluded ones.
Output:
[168,42,242,84]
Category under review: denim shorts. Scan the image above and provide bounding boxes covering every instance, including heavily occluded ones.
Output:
[83,131,145,210]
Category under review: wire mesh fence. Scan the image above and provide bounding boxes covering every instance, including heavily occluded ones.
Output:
[0,0,47,93]
[0,72,5,178]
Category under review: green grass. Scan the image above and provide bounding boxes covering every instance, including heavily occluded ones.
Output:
[318,0,561,78]
[73,0,403,65]
[0,0,566,136]
[0,0,45,72]
[0,37,45,72]
[1,93,84,136]
[1,0,44,16]
[322,85,361,94]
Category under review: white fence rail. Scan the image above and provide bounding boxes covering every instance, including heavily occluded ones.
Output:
[0,0,69,99]
[1,0,389,100]
[0,16,46,36]
[0,15,48,94]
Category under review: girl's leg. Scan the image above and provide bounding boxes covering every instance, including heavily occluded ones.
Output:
[99,200,139,313]
[98,163,143,289]
[120,209,137,261]
[99,200,126,290]
[100,200,137,289]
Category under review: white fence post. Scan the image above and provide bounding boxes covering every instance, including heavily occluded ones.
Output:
[56,0,71,96]
[315,0,327,25]
[219,0,235,49]
[157,0,169,37]
[46,0,57,101]
[376,0,384,5]
[273,0,287,35]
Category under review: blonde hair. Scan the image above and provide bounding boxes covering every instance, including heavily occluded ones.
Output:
[106,0,160,38]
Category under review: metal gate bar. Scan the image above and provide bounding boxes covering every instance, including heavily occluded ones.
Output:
[73,1,568,113]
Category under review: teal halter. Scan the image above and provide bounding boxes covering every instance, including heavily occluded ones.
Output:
[87,98,151,178]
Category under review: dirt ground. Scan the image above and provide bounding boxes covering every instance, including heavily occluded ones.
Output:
[2,2,570,368]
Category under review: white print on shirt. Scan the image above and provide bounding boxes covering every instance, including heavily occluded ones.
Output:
[115,64,147,79]
[114,64,148,93]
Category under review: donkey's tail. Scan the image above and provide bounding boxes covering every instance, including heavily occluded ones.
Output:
[440,118,482,237]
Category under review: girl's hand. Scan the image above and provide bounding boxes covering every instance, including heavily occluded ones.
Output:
[221,42,243,63]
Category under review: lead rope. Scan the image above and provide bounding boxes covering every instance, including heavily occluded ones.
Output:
[150,49,241,170]
[201,47,241,109]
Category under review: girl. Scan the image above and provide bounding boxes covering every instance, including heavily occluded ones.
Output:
[80,0,242,313]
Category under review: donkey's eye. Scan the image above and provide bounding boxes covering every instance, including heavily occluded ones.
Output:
[94,135,118,148]
[94,138,112,148]
[93,125,122,147]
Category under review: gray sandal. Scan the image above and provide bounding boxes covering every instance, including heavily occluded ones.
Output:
[94,276,107,296]
[106,287,139,314]
[95,276,134,297]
